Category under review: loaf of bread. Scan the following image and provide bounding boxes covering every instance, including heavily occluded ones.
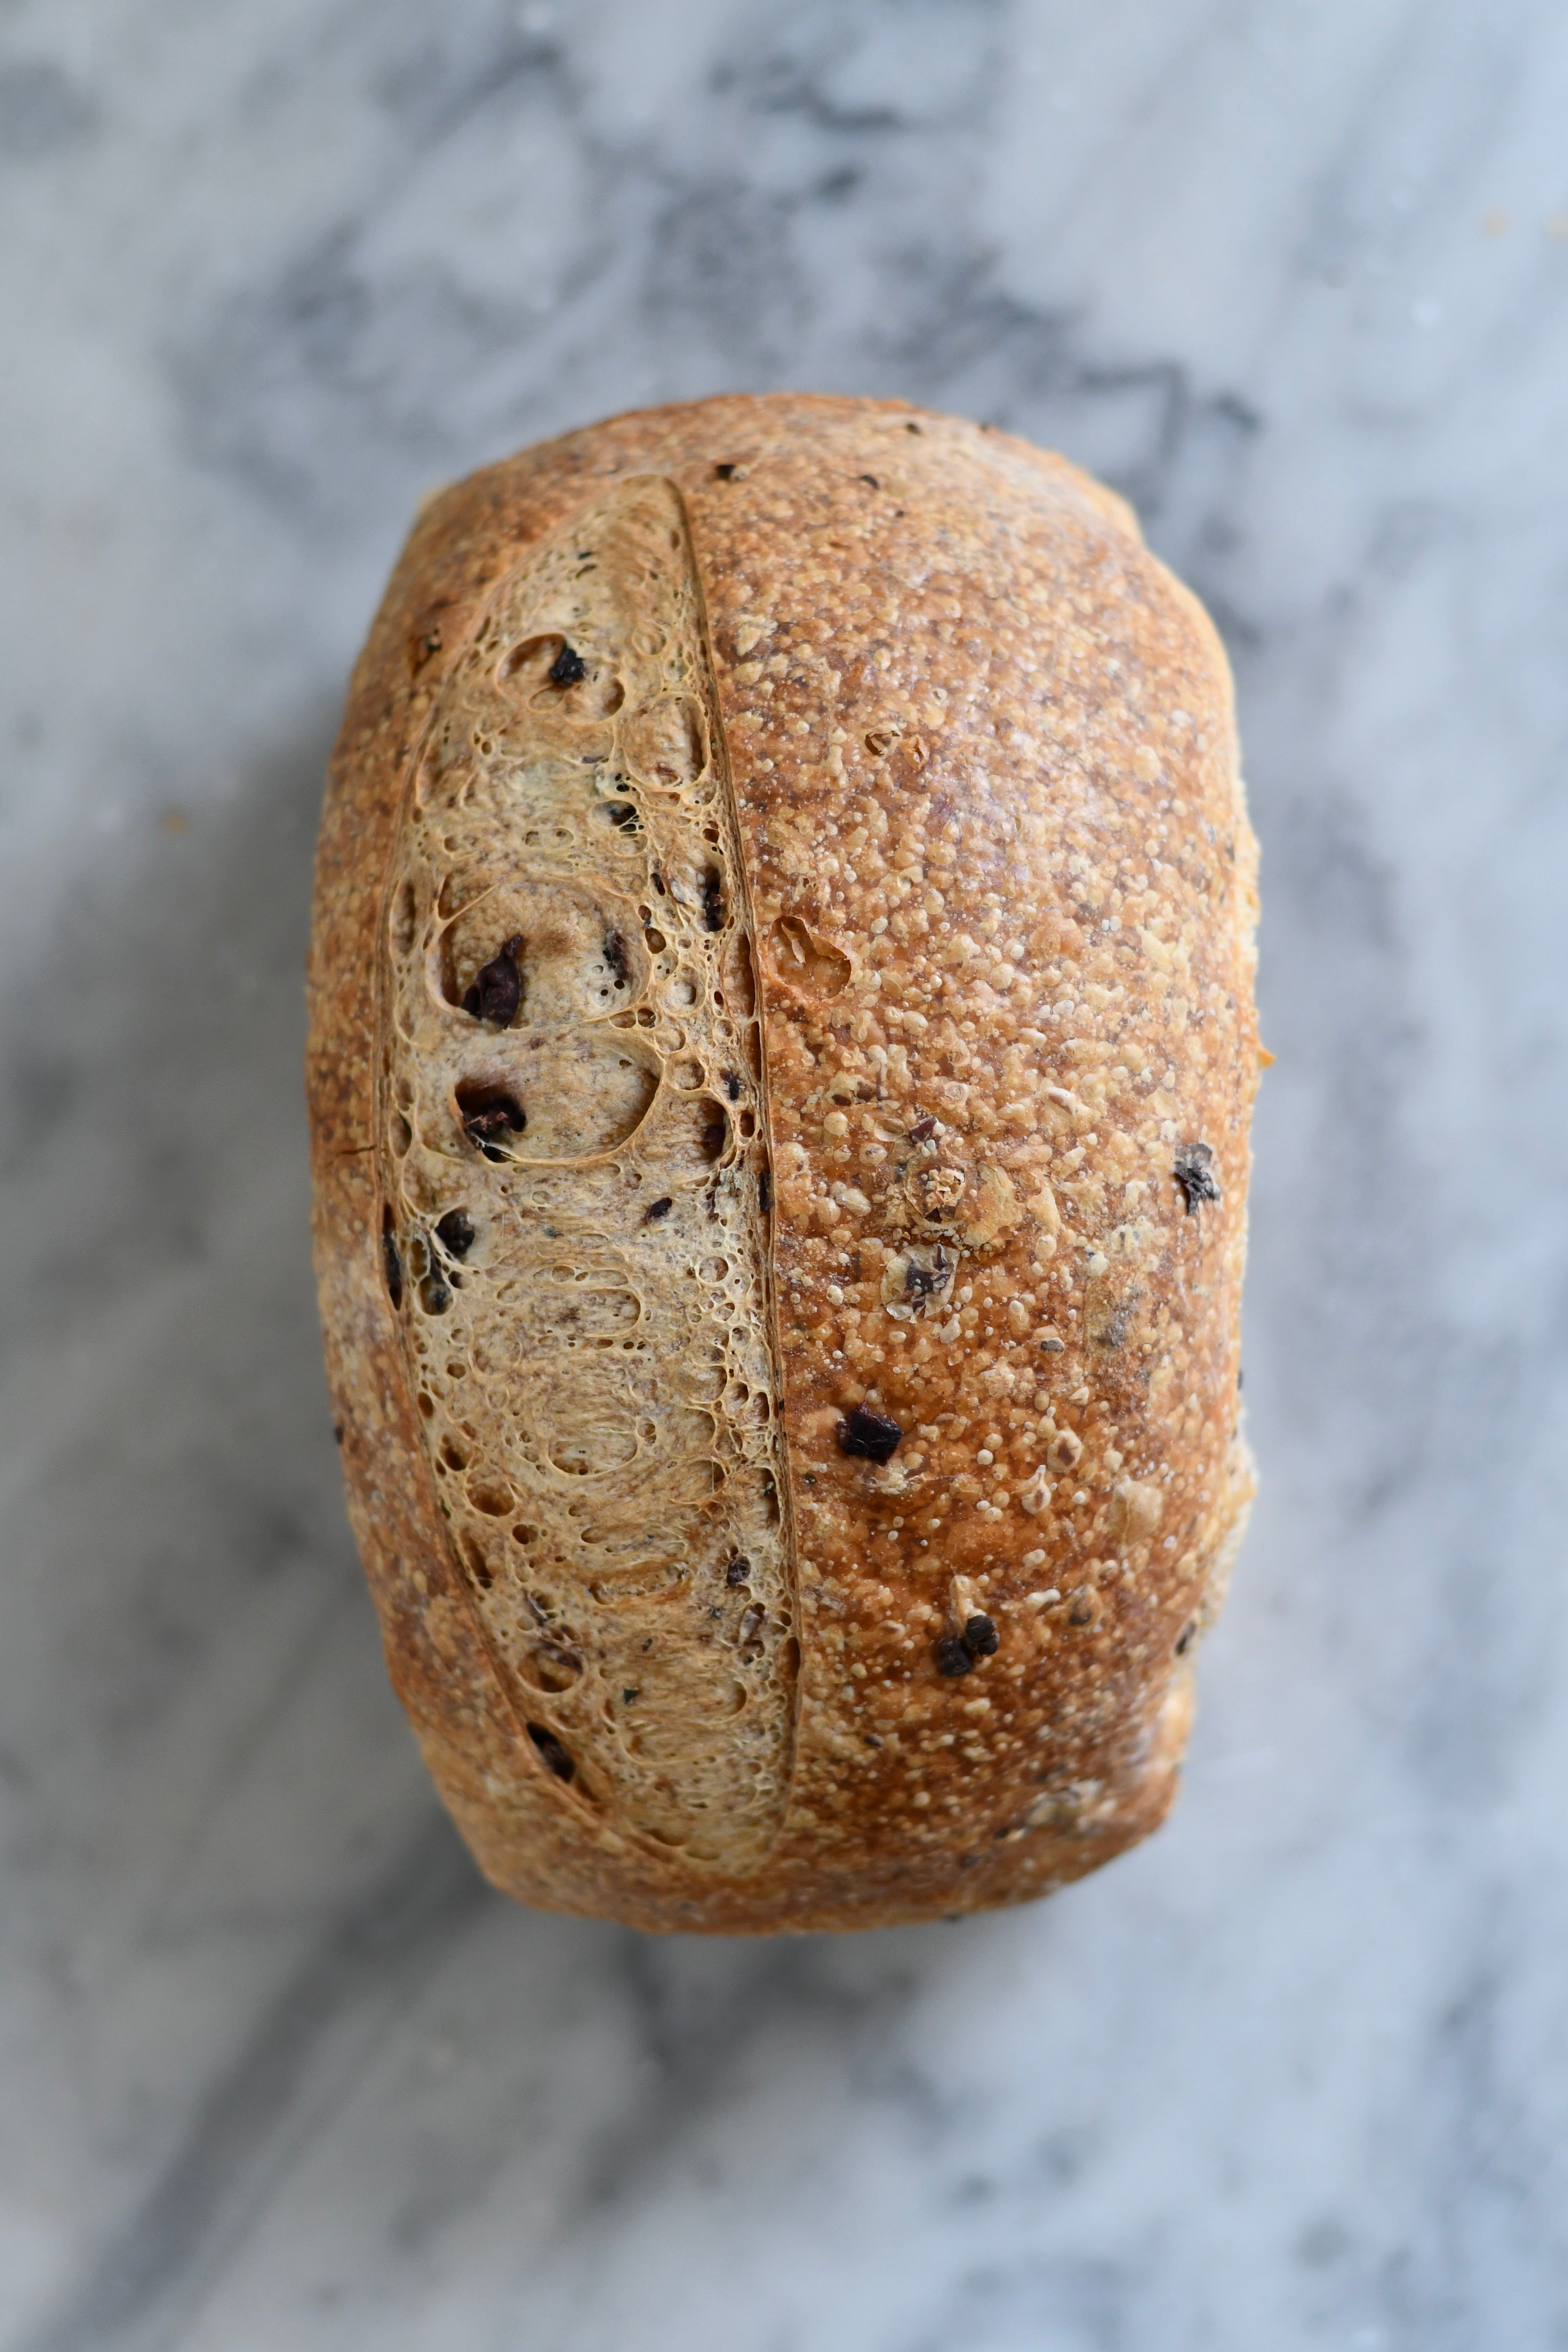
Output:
[308,393,1258,1934]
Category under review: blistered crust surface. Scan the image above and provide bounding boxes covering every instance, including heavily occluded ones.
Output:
[694,415,1257,1900]
[308,394,1258,1932]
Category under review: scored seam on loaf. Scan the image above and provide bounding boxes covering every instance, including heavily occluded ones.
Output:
[375,474,800,1873]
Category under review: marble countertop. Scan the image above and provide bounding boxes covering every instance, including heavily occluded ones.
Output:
[3,2,1567,2346]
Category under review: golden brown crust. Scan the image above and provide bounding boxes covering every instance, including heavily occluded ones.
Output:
[308,394,1258,1933]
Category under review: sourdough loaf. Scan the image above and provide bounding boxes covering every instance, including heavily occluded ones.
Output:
[308,393,1258,1933]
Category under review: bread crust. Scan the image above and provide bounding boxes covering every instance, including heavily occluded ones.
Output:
[308,394,1258,1933]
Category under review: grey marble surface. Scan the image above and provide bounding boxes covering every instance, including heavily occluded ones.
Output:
[3,2,1567,2345]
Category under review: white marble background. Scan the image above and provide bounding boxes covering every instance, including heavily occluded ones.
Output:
[3,1,1567,2345]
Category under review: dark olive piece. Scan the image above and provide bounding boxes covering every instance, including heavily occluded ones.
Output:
[463,1094,526,1158]
[935,1636,973,1678]
[838,1404,903,1464]
[1173,1141,1222,1214]
[549,642,588,685]
[526,1724,575,1781]
[726,1557,752,1587]
[434,1209,476,1260]
[904,1247,950,1300]
[643,1195,673,1223]
[963,1613,999,1658]
[462,935,523,1026]
[382,1218,403,1308]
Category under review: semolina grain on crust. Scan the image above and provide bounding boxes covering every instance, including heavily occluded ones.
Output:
[308,394,1259,1933]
